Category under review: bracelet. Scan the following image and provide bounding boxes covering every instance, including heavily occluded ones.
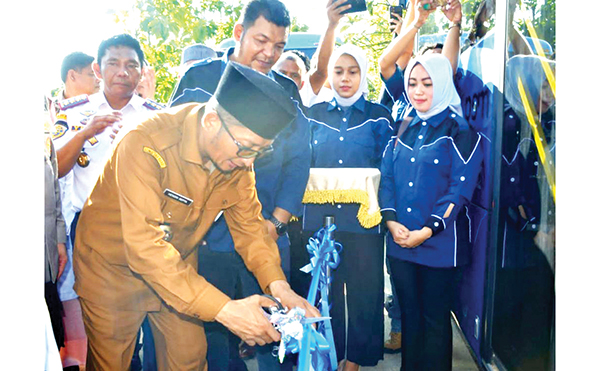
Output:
[449,22,461,30]
[413,23,421,31]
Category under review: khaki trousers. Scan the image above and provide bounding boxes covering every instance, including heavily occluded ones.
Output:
[80,297,207,371]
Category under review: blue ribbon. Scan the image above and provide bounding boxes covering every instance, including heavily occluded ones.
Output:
[298,224,343,371]
[265,225,342,370]
[300,225,342,303]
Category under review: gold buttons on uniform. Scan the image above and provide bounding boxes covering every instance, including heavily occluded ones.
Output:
[77,152,90,167]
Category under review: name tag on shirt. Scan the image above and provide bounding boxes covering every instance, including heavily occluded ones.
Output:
[163,189,193,206]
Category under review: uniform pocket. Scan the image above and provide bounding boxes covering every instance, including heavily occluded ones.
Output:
[420,140,451,168]
[204,191,242,211]
[348,132,374,148]
[161,197,193,224]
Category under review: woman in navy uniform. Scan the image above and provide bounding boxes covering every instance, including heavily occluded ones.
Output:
[379,53,483,371]
[301,44,394,371]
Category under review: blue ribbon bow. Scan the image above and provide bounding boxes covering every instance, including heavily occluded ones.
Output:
[265,225,342,370]
[300,225,342,299]
[299,224,343,371]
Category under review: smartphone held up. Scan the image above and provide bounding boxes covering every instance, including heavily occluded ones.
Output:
[334,0,368,15]
[389,5,405,18]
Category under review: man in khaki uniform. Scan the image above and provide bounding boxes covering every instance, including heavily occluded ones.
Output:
[73,61,318,370]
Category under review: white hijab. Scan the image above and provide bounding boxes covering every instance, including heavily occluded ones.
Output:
[328,44,369,107]
[404,54,462,120]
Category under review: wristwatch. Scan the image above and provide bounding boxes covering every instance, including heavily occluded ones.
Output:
[268,215,288,236]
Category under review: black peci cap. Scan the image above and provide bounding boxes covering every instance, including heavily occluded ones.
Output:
[214,61,297,140]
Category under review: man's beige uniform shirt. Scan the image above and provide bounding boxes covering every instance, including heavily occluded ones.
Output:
[73,103,286,321]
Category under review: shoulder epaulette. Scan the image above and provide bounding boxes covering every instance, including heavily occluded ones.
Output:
[143,99,166,111]
[57,94,89,111]
[151,127,181,151]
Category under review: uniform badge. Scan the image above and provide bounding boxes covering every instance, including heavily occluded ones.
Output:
[52,121,68,140]
[143,99,166,111]
[87,137,98,146]
[163,189,193,206]
[143,146,167,168]
[57,94,89,111]
[80,110,96,117]
[71,125,84,132]
[77,152,90,167]
[56,113,67,121]
[44,120,52,135]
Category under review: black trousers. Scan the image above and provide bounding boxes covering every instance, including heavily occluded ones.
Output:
[388,257,457,371]
[289,218,310,299]
[300,230,384,366]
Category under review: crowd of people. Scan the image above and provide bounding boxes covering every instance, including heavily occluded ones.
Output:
[42,0,554,370]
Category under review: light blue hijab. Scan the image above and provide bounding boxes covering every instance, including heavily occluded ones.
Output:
[404,54,462,120]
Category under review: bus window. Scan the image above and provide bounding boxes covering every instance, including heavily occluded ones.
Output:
[492,0,556,370]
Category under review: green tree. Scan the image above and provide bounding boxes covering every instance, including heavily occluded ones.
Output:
[115,0,310,103]
[291,16,310,32]
[112,0,555,103]
[462,0,555,56]
[335,2,454,100]
[516,0,555,55]
[335,0,555,99]
[115,0,244,103]
[338,1,397,101]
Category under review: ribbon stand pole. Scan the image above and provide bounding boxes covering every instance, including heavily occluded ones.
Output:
[298,216,341,371]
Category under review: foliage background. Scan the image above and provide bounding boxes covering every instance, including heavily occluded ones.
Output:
[112,0,556,103]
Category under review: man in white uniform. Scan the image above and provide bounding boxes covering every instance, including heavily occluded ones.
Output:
[51,34,163,370]
[46,52,101,124]
[53,33,164,226]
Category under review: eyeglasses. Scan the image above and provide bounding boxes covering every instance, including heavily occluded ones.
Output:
[219,115,274,159]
